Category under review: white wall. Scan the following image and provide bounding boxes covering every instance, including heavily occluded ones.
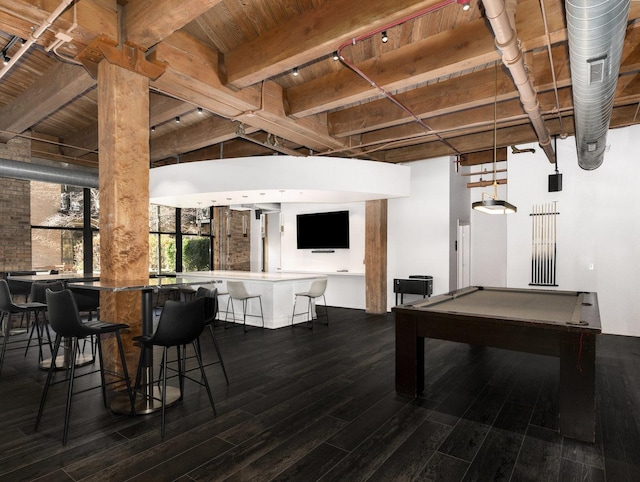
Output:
[388,157,451,307]
[469,125,640,336]
[258,125,640,336]
[279,201,366,273]
[269,157,452,311]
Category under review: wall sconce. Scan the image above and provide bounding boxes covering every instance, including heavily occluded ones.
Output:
[260,214,266,239]
[279,213,284,234]
[242,215,248,237]
[225,212,230,237]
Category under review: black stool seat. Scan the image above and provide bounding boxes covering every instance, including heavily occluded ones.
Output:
[24,280,65,363]
[35,289,134,445]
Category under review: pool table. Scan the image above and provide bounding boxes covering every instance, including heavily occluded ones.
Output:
[393,286,601,442]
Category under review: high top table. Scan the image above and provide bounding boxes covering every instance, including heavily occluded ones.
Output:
[68,276,210,414]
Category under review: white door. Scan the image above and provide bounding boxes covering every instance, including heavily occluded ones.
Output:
[457,222,470,289]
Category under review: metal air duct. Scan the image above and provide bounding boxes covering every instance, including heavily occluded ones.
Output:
[566,0,630,170]
[0,158,98,188]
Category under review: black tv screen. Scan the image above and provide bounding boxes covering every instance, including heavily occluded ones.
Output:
[296,210,350,249]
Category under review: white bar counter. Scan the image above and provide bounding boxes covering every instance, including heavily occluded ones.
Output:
[179,271,326,329]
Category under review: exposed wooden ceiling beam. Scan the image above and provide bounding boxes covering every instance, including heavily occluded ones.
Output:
[0,62,95,143]
[234,81,345,152]
[153,137,276,166]
[123,0,222,49]
[150,33,347,153]
[149,93,196,126]
[0,0,117,53]
[150,31,261,118]
[326,39,575,137]
[61,92,205,159]
[223,0,457,89]
[287,0,567,118]
[151,116,258,161]
[328,25,640,139]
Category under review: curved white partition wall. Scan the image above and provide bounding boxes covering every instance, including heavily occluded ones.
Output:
[149,155,410,207]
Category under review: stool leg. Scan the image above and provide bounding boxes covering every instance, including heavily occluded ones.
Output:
[24,311,38,357]
[134,342,146,393]
[291,295,299,326]
[211,335,229,385]
[178,345,185,399]
[161,346,168,437]
[242,299,248,332]
[95,335,108,407]
[224,296,232,328]
[63,337,79,445]
[193,338,216,416]
[35,334,62,431]
[257,296,264,328]
[114,331,135,414]
[0,312,9,376]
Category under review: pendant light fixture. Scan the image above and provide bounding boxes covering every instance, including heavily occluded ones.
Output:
[472,61,517,215]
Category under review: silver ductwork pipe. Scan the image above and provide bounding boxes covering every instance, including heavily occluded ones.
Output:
[482,0,556,164]
[566,0,630,170]
[0,158,98,188]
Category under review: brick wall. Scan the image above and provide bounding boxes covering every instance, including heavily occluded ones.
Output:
[215,208,251,271]
[0,138,32,273]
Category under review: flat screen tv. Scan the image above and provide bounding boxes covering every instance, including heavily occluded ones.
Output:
[296,210,350,249]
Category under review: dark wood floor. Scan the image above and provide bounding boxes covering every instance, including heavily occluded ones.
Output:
[1,306,639,481]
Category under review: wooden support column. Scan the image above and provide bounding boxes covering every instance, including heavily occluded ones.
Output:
[365,199,387,314]
[97,60,150,378]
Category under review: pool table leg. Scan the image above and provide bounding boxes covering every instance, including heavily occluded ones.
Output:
[395,317,424,396]
[559,332,597,442]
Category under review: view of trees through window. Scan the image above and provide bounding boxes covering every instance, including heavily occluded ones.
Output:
[31,181,212,273]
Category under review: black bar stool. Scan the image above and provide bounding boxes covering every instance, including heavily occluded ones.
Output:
[132,297,216,437]
[0,279,47,376]
[196,286,229,385]
[24,280,65,364]
[35,289,134,445]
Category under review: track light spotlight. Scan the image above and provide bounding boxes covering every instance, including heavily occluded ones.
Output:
[2,55,9,65]
[381,31,389,43]
[292,67,299,76]
[332,51,339,61]
[197,107,203,114]
[457,0,471,11]
[175,116,180,124]
[151,126,156,132]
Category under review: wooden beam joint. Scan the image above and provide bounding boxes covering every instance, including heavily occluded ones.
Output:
[78,36,166,80]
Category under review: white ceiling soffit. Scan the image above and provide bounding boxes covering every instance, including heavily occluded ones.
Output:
[149,156,411,208]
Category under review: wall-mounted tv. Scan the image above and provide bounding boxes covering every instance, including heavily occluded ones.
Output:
[296,210,350,249]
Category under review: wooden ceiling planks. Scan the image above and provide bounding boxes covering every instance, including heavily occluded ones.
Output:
[0,0,638,168]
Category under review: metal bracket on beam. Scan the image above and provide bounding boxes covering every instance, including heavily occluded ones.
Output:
[77,36,167,80]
